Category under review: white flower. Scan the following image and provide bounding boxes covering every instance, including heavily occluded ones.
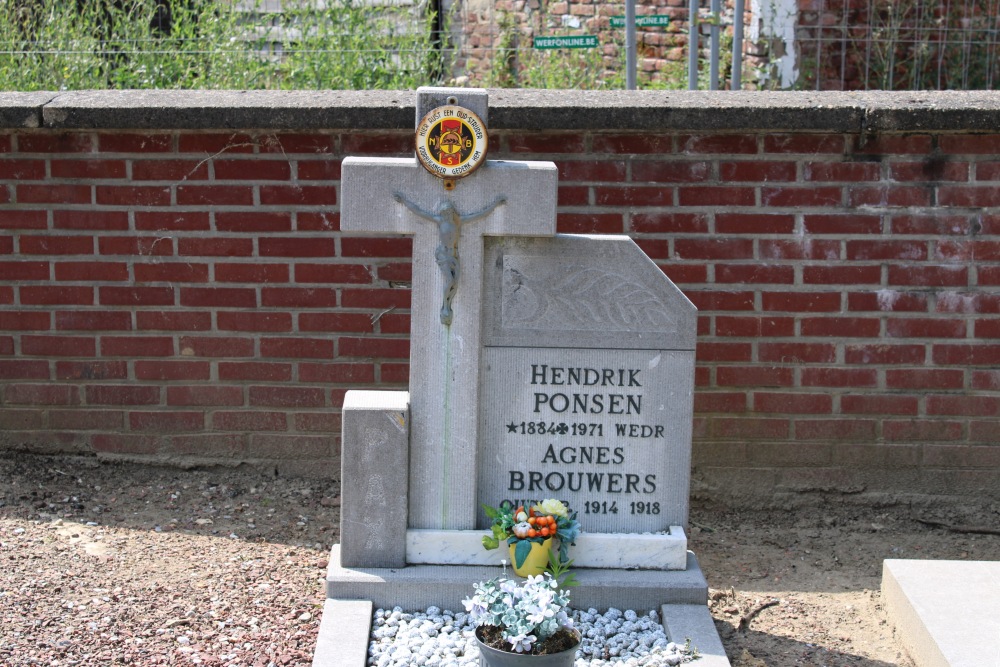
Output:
[526,603,555,626]
[462,596,486,617]
[508,632,536,653]
[533,499,569,518]
[500,579,520,595]
[468,573,572,650]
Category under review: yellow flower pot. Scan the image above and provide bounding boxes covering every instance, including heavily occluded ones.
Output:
[508,538,553,577]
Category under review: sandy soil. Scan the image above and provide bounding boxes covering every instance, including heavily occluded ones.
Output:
[692,499,1000,667]
[1,452,997,666]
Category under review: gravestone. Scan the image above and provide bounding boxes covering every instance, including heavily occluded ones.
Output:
[477,234,696,534]
[313,87,729,667]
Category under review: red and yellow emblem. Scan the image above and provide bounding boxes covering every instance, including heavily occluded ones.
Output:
[415,105,488,180]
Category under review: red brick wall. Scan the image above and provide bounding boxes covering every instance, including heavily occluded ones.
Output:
[1,127,998,498]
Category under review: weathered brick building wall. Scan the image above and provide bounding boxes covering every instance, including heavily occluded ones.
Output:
[1,90,998,503]
[770,0,998,91]
[451,0,705,86]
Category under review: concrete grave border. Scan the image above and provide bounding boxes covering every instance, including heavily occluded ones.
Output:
[312,594,731,667]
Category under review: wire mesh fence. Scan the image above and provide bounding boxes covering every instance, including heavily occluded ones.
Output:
[0,0,445,90]
[450,0,1000,90]
[786,0,1000,90]
[0,0,997,90]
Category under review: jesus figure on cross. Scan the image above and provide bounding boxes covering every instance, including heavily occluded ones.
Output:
[392,191,507,325]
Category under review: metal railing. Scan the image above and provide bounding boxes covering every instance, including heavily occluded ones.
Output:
[753,0,1000,90]
[1,0,997,90]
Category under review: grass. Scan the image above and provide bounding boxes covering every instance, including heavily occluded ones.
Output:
[0,0,697,91]
[0,0,447,90]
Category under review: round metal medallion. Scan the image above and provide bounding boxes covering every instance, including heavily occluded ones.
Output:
[414,105,488,180]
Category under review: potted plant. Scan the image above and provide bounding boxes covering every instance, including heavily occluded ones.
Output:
[463,572,580,666]
[482,499,581,577]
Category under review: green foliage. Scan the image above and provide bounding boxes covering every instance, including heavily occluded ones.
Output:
[518,47,626,90]
[752,0,1000,90]
[511,537,534,569]
[484,6,637,90]
[552,507,580,564]
[857,0,1000,90]
[545,550,578,588]
[0,0,707,90]
[486,9,518,88]
[481,501,515,551]
[0,0,449,90]
[641,58,688,90]
[653,28,733,91]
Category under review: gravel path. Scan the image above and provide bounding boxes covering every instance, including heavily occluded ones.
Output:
[1,454,336,667]
[2,452,998,667]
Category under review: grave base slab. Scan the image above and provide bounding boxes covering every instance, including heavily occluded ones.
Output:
[324,543,709,611]
[882,559,1000,667]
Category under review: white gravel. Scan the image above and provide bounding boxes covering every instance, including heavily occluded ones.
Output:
[368,606,697,667]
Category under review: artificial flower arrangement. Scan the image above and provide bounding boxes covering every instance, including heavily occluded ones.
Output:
[482,499,581,576]
[463,572,580,658]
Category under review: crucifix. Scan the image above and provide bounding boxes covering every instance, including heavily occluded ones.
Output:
[391,192,507,325]
[340,88,557,531]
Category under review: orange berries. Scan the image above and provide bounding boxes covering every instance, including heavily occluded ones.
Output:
[514,513,558,541]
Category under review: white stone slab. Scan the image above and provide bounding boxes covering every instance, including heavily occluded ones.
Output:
[339,390,410,568]
[660,604,732,667]
[311,599,372,667]
[882,559,1000,667]
[405,527,688,570]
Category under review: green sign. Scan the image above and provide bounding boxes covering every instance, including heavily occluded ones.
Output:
[610,15,671,27]
[533,35,598,49]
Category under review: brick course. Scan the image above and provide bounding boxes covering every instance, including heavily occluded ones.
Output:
[1,121,998,499]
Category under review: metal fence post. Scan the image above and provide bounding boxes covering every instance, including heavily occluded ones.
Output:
[688,0,699,89]
[731,0,744,90]
[709,0,720,89]
[626,0,637,90]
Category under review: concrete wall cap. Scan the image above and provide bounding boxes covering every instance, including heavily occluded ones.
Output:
[0,91,58,129]
[1,89,998,132]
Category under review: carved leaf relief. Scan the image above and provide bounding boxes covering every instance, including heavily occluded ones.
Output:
[501,260,676,332]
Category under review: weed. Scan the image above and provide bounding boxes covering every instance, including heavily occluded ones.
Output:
[0,0,450,90]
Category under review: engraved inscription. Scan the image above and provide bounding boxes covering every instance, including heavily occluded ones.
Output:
[477,347,688,533]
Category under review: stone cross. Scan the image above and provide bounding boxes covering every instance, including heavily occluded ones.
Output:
[340,88,557,530]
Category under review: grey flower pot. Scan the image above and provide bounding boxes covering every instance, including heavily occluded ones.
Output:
[475,628,581,667]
